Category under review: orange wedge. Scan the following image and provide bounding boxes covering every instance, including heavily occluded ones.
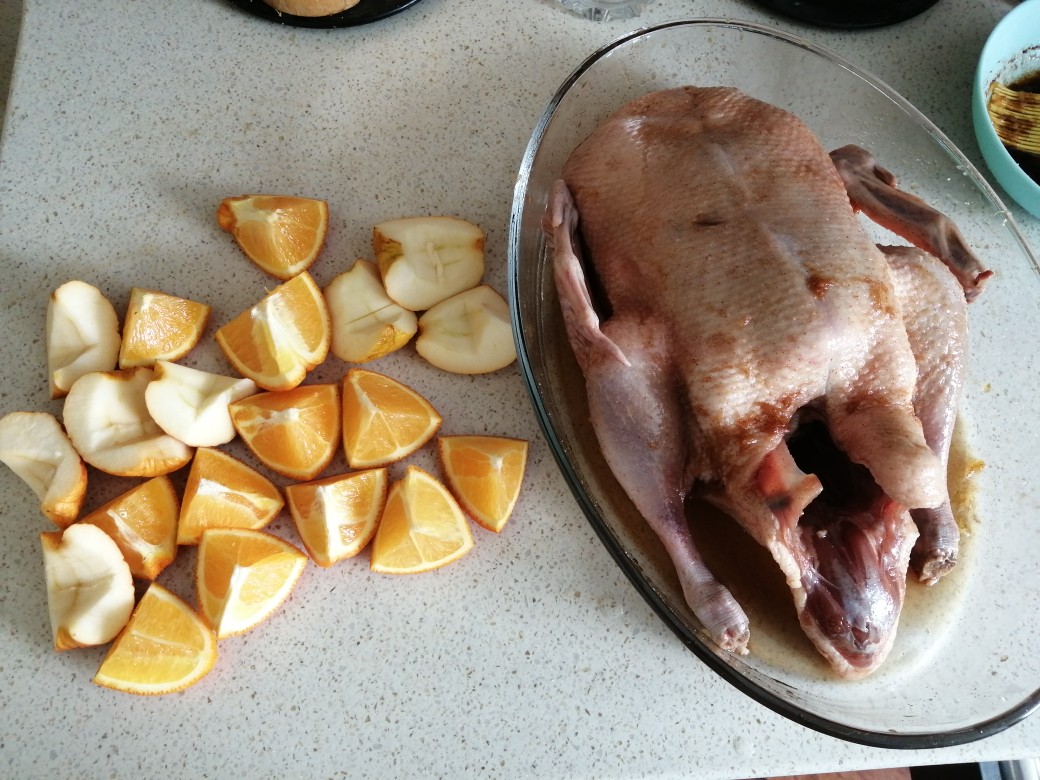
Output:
[229,383,340,481]
[118,287,211,368]
[285,468,388,567]
[370,465,474,574]
[196,528,308,639]
[341,368,442,468]
[217,195,329,280]
[177,448,284,545]
[215,272,330,392]
[94,582,217,696]
[79,475,180,580]
[438,436,529,533]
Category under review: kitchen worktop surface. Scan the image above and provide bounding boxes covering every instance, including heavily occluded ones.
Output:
[1,1,1038,778]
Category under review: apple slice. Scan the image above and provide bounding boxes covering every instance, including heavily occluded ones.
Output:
[41,524,135,651]
[415,285,516,374]
[374,216,485,311]
[63,368,193,477]
[144,361,257,447]
[46,280,121,399]
[325,259,418,363]
[0,411,87,527]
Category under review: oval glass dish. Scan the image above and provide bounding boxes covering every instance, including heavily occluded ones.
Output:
[508,20,1040,748]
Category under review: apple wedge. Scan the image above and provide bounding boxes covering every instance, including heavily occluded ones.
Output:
[415,285,516,374]
[325,259,418,363]
[374,216,485,311]
[0,411,87,527]
[41,524,135,651]
[63,368,193,477]
[144,361,257,447]
[46,280,121,399]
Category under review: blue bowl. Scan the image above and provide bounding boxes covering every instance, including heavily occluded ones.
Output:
[973,0,1040,218]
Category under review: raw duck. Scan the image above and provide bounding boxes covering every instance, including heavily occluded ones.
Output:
[545,86,989,678]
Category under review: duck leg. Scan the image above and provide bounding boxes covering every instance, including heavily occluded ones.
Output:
[881,245,969,584]
[547,181,750,653]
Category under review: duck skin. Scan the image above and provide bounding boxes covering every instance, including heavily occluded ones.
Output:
[545,86,987,678]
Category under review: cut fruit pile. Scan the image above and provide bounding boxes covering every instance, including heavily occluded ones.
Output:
[1,195,528,697]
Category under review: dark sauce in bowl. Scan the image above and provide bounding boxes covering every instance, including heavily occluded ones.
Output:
[1012,71,1040,93]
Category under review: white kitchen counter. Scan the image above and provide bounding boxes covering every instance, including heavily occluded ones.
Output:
[1,1,1037,777]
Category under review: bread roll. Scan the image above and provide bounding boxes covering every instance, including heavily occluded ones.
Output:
[263,0,361,16]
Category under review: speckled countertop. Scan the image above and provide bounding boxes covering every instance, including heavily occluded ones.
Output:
[1,1,1038,778]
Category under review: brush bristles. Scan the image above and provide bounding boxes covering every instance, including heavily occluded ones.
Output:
[987,81,1040,155]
